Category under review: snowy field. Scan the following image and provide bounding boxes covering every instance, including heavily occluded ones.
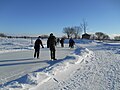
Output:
[0,38,120,90]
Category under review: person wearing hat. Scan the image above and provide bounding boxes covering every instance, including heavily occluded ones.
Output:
[34,36,44,59]
[47,33,57,60]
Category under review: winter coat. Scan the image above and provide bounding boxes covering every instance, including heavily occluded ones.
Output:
[47,35,56,51]
[60,38,64,44]
[34,38,44,49]
[69,38,75,48]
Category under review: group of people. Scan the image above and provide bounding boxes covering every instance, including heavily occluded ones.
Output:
[56,37,65,47]
[34,33,75,60]
[34,33,57,60]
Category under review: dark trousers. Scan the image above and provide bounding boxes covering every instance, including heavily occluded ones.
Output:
[69,43,74,48]
[34,48,40,58]
[61,43,64,47]
[50,50,55,59]
[50,45,56,59]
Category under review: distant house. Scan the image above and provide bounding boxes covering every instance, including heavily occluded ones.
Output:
[82,33,91,39]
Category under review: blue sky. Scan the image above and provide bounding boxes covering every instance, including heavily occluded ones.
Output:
[0,0,120,37]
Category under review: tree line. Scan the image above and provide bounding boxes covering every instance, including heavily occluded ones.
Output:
[0,20,120,41]
[0,33,49,39]
[63,20,88,39]
[63,28,111,40]
[62,20,119,40]
[1,32,119,40]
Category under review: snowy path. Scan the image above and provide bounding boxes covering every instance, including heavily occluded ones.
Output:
[57,50,120,90]
[1,40,120,90]
[0,46,74,85]
[31,44,120,90]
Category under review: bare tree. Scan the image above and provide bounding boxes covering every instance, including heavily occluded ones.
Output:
[69,27,75,37]
[95,32,110,40]
[114,36,120,40]
[63,26,82,39]
[80,19,88,34]
[63,27,71,39]
[103,34,110,40]
[72,26,82,39]
[95,32,104,40]
[63,27,75,38]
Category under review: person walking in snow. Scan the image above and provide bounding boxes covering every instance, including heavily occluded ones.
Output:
[47,33,57,60]
[60,38,65,47]
[34,36,44,59]
[69,37,75,48]
[57,38,60,45]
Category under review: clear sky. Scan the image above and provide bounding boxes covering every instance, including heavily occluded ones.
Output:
[0,0,120,37]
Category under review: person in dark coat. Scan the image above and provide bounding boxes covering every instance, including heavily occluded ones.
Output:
[47,33,57,60]
[57,38,60,45]
[60,38,64,47]
[69,37,75,48]
[34,36,44,59]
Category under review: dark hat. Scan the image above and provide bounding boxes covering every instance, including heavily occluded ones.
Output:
[38,36,41,38]
[50,33,53,36]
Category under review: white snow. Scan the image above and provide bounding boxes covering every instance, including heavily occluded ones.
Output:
[0,38,120,90]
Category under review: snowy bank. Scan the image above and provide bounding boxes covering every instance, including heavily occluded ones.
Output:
[1,39,120,90]
[0,46,93,90]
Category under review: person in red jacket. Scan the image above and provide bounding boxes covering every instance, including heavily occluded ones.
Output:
[34,36,44,59]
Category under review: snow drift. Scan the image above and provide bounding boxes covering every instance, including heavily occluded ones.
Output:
[0,43,93,90]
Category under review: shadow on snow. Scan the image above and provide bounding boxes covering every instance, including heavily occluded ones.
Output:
[0,58,49,67]
[0,55,76,87]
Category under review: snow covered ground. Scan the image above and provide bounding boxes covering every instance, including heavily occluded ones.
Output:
[0,38,120,90]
